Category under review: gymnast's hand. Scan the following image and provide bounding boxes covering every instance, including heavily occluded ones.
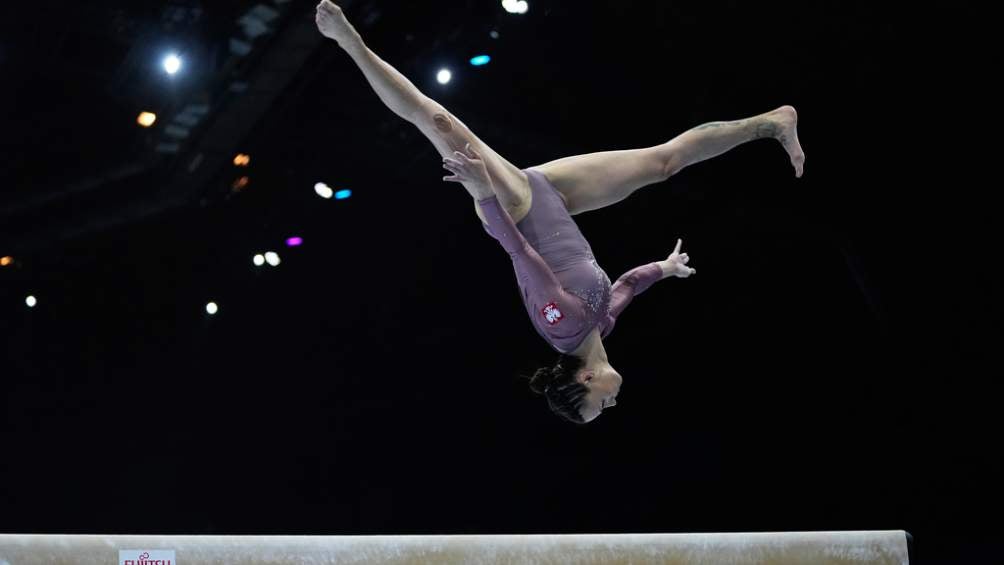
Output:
[660,239,696,279]
[442,143,493,196]
[316,1,356,44]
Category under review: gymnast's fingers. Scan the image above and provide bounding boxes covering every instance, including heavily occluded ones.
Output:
[466,142,482,160]
[443,163,465,177]
[674,238,683,255]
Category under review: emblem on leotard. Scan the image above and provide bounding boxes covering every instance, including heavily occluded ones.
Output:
[542,302,564,325]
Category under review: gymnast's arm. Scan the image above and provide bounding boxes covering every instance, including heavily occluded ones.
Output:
[608,239,696,320]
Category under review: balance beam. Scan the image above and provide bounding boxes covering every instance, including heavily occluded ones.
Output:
[0,531,913,564]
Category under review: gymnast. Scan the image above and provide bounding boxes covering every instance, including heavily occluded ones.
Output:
[315,1,804,423]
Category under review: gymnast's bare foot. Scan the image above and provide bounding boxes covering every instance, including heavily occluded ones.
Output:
[316,0,358,46]
[766,105,805,178]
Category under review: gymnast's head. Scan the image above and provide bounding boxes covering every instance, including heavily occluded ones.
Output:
[527,354,622,424]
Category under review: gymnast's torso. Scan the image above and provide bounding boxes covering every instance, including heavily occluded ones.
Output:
[480,169,663,353]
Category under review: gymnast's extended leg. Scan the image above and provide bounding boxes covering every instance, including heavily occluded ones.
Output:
[315,0,528,213]
[532,106,805,215]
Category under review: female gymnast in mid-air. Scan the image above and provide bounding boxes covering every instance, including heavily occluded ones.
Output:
[315,1,804,424]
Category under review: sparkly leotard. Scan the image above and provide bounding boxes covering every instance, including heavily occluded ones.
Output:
[480,168,663,353]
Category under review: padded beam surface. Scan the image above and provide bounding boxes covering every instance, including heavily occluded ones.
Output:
[0,531,911,564]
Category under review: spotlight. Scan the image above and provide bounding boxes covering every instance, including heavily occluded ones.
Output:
[206,302,219,315]
[1,256,12,267]
[253,254,265,266]
[335,189,352,200]
[265,252,281,266]
[163,53,182,75]
[315,182,334,199]
[470,55,491,66]
[26,295,37,308]
[234,154,251,166]
[286,237,303,247]
[502,0,529,14]
[137,112,157,127]
[437,69,452,84]
[232,176,250,192]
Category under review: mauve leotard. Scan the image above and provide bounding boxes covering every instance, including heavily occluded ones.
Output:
[480,168,663,353]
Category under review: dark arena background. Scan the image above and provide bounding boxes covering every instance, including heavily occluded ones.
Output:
[0,1,995,563]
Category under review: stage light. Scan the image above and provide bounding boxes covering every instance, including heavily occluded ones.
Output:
[315,182,334,199]
[470,55,491,66]
[234,154,251,166]
[437,69,452,84]
[335,189,352,200]
[1,256,12,267]
[265,252,281,266]
[286,237,303,247]
[137,112,157,127]
[253,254,265,266]
[502,0,529,14]
[26,295,37,308]
[163,54,182,75]
[232,176,250,192]
[206,302,219,315]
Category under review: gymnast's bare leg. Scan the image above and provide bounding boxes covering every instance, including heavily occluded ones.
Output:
[532,107,805,215]
[314,1,530,221]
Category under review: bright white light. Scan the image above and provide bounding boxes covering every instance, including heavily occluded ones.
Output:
[502,0,529,14]
[163,54,182,75]
[265,252,281,266]
[137,112,157,127]
[314,182,334,199]
[253,254,265,266]
[206,302,219,315]
[26,295,37,308]
[437,69,452,84]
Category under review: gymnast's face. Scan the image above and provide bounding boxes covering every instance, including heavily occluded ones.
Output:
[577,363,622,423]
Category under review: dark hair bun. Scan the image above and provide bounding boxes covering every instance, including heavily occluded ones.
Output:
[528,367,556,395]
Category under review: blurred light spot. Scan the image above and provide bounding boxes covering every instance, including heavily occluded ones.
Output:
[470,55,491,66]
[437,69,452,84]
[253,254,265,266]
[286,237,303,247]
[232,176,250,192]
[137,112,157,127]
[490,30,500,39]
[206,302,218,315]
[1,256,12,267]
[163,54,182,75]
[265,252,281,267]
[335,189,352,200]
[234,153,251,166]
[315,182,334,199]
[502,0,529,14]
[26,295,37,308]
